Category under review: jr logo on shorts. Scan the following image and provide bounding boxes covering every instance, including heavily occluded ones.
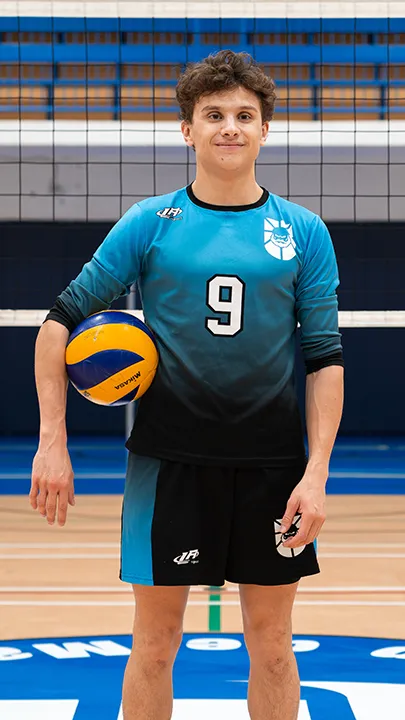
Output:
[274,515,306,558]
[173,549,200,565]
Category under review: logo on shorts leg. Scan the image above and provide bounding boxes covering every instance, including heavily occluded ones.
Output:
[274,515,306,558]
[173,549,200,565]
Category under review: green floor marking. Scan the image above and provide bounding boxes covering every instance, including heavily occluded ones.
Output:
[208,586,222,632]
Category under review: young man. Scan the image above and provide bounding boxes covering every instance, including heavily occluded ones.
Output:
[30,51,344,720]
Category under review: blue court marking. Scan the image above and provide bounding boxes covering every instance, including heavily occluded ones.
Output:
[0,634,404,719]
[0,437,405,495]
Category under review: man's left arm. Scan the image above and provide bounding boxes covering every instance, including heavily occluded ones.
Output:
[281,365,344,548]
[281,215,344,549]
[306,364,344,479]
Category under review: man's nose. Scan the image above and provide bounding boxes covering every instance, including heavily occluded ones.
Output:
[221,117,240,135]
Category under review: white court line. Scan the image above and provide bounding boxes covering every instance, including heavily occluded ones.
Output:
[321,543,405,549]
[0,699,79,720]
[2,552,405,559]
[2,542,405,550]
[1,586,404,594]
[329,472,405,479]
[1,600,405,607]
[0,543,120,549]
[319,553,405,559]
[286,600,405,607]
[0,554,119,559]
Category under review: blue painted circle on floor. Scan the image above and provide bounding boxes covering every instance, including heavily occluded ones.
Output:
[0,634,405,719]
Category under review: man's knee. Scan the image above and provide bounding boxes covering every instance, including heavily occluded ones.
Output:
[130,585,188,674]
[133,623,183,673]
[244,624,293,672]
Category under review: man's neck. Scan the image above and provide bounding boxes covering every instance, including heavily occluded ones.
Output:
[192,169,263,207]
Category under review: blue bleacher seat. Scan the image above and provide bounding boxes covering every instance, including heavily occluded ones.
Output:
[0,16,404,120]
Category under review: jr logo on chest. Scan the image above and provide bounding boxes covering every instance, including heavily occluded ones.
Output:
[156,207,183,220]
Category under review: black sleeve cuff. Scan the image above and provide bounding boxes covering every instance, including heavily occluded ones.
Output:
[305,350,344,375]
[44,297,83,334]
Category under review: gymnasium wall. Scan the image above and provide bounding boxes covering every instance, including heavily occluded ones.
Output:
[1,220,404,437]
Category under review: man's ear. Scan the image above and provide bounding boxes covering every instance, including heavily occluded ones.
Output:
[181,120,195,148]
[260,121,270,146]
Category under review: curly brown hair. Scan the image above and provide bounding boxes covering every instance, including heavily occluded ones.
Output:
[176,49,276,124]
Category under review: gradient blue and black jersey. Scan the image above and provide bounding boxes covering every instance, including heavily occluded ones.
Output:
[48,185,343,466]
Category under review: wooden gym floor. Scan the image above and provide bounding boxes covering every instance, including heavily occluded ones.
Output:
[1,493,405,641]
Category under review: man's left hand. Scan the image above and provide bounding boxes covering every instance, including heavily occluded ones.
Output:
[280,468,328,549]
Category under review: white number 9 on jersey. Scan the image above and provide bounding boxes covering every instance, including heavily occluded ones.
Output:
[205,275,246,337]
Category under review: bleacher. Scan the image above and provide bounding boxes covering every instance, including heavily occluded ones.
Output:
[0,17,404,120]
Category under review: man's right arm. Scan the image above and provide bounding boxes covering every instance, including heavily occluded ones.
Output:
[30,320,74,526]
[30,202,146,526]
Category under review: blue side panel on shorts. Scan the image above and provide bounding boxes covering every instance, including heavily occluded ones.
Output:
[120,453,161,585]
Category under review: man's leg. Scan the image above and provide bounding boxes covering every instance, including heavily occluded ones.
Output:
[122,584,189,720]
[239,582,300,720]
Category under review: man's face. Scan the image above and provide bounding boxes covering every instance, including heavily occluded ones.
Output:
[181,86,269,173]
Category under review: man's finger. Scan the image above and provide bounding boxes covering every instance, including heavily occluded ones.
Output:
[37,483,48,517]
[280,496,300,534]
[57,488,69,527]
[46,489,58,525]
[283,516,313,548]
[29,478,40,509]
[68,486,75,507]
[306,519,325,545]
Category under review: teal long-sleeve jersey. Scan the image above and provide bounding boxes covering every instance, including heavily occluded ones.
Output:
[49,185,343,466]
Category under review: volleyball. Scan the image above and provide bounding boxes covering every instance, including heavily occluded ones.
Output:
[65,310,158,406]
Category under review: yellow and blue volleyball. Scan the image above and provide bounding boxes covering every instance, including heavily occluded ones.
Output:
[65,310,158,406]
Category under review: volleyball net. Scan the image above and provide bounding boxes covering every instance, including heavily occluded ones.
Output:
[0,1,404,222]
[0,0,404,438]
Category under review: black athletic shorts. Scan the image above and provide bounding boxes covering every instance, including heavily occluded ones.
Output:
[120,452,320,586]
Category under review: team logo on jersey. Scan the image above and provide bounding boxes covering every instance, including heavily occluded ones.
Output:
[264,218,296,260]
[274,514,306,557]
[156,207,183,220]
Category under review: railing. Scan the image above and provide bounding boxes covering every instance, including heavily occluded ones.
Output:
[1,43,405,64]
[0,80,403,121]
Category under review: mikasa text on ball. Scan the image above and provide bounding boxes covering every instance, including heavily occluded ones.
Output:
[65,310,158,406]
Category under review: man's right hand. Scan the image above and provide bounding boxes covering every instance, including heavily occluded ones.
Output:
[30,442,75,527]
